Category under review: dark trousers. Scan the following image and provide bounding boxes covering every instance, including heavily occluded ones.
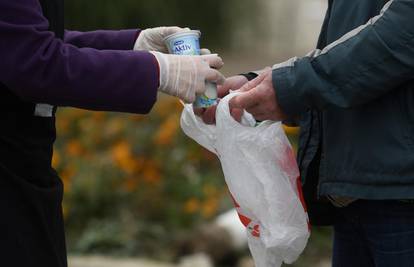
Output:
[0,166,67,267]
[333,200,414,267]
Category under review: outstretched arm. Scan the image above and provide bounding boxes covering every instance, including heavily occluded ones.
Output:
[273,0,414,117]
[0,0,159,114]
[64,29,140,50]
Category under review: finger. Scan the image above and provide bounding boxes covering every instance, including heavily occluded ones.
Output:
[217,79,234,97]
[193,107,206,116]
[254,66,272,76]
[163,26,187,36]
[205,69,226,85]
[245,104,265,116]
[230,108,243,123]
[229,89,260,110]
[217,84,230,98]
[200,48,211,55]
[217,76,248,97]
[201,54,224,69]
[238,71,267,92]
[182,90,196,104]
[202,106,217,125]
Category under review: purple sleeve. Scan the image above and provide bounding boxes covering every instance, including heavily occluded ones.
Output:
[0,0,159,114]
[64,29,140,50]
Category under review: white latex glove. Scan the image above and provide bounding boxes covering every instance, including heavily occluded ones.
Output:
[151,52,225,103]
[134,26,190,53]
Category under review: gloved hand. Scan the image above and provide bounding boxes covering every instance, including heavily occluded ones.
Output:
[134,26,189,53]
[194,75,249,124]
[150,51,225,103]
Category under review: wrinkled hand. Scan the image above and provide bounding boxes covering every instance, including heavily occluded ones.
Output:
[134,26,190,53]
[194,75,248,124]
[151,52,225,103]
[229,68,287,122]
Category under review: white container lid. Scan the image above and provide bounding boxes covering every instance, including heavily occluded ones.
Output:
[164,30,201,44]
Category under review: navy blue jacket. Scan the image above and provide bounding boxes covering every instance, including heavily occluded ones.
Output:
[272,0,414,224]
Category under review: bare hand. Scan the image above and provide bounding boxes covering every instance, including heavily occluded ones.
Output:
[229,68,287,122]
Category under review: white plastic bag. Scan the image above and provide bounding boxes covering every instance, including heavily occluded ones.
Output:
[180,93,310,267]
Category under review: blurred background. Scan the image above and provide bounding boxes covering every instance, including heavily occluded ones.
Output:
[57,1,332,266]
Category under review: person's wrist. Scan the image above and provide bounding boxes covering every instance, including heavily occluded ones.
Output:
[134,30,141,45]
[149,51,161,89]
[134,28,153,51]
[149,51,168,92]
[133,30,144,51]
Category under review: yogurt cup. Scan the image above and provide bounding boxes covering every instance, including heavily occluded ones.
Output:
[164,30,218,108]
[164,30,201,56]
[193,82,218,108]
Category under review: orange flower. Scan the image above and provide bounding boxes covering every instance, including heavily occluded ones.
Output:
[66,140,84,157]
[112,141,137,174]
[52,151,61,168]
[92,111,106,121]
[142,161,161,184]
[60,165,76,192]
[154,114,180,146]
[184,198,200,214]
[201,198,219,219]
[112,141,130,161]
[56,118,70,134]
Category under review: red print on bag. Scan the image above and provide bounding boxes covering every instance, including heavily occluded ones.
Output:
[230,194,261,238]
[278,144,310,230]
[229,144,310,236]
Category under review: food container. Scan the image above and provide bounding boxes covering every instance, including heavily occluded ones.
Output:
[164,30,201,55]
[164,30,218,108]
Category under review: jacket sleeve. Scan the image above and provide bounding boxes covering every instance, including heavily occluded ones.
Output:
[272,0,414,117]
[64,29,140,50]
[0,0,159,114]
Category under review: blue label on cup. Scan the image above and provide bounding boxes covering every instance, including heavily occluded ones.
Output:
[194,94,218,108]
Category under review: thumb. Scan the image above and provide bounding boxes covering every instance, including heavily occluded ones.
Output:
[205,69,226,85]
[201,54,224,69]
[200,48,211,55]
